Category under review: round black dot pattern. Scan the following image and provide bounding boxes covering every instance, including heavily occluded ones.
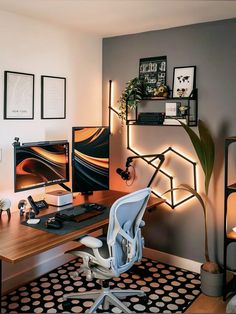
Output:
[1,257,201,313]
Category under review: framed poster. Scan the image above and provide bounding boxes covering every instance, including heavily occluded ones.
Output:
[4,71,34,120]
[139,56,167,98]
[172,66,196,98]
[41,75,66,119]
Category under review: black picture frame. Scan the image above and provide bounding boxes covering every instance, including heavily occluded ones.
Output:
[41,75,66,119]
[4,71,34,120]
[139,56,167,98]
[172,66,196,98]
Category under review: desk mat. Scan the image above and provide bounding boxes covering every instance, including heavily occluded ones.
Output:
[21,205,110,236]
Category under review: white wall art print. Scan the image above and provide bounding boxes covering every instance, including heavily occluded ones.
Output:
[41,76,66,119]
[4,71,34,119]
[172,66,196,98]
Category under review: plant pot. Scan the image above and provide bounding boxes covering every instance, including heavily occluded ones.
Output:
[200,265,223,297]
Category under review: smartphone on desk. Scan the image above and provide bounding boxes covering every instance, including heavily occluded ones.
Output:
[27,195,48,214]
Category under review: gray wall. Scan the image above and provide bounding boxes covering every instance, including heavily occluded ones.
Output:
[102,19,236,265]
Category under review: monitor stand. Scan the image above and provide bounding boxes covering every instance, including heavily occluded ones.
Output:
[81,191,93,196]
[59,183,71,192]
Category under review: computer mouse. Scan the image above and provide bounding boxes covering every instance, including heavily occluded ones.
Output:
[45,217,63,229]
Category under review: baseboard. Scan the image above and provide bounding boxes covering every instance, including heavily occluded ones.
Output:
[143,247,202,274]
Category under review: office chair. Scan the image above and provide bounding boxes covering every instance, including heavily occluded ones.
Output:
[63,188,151,313]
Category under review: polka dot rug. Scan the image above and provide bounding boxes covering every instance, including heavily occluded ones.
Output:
[1,257,201,313]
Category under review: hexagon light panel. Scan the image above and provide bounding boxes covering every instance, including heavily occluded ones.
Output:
[150,147,197,208]
[120,145,197,209]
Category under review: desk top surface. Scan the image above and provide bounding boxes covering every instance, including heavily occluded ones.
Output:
[0,190,164,263]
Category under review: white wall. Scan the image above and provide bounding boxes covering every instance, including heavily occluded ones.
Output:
[0,10,102,293]
[0,10,102,206]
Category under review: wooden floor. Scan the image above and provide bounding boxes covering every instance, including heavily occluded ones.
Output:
[186,294,227,313]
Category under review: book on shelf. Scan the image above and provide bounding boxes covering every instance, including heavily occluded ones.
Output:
[163,117,187,125]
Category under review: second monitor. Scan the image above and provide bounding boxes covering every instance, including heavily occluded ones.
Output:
[72,126,109,194]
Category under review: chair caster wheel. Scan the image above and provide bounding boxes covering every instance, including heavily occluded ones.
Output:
[62,300,72,311]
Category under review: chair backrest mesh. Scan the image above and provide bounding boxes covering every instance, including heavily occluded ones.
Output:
[107,188,151,274]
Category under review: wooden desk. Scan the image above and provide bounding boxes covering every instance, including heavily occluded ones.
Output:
[0,190,164,299]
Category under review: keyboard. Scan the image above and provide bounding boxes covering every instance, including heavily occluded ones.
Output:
[54,203,106,223]
[81,203,106,211]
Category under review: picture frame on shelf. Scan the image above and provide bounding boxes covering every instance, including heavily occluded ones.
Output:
[164,102,188,125]
[139,56,167,99]
[41,75,66,119]
[172,66,196,98]
[4,71,34,120]
[165,102,181,117]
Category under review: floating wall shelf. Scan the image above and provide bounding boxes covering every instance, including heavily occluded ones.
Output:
[125,88,198,127]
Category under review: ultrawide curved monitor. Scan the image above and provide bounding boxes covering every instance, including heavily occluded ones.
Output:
[14,140,69,192]
[72,127,109,193]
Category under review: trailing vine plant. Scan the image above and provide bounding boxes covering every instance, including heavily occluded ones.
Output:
[117,77,147,124]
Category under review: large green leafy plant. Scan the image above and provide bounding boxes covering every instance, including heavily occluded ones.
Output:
[117,77,147,123]
[164,120,220,273]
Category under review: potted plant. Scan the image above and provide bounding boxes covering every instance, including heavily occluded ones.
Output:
[117,77,147,123]
[164,119,223,296]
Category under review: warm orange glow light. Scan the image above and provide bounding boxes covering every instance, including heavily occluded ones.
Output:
[108,80,120,135]
[172,145,196,163]
[110,80,114,134]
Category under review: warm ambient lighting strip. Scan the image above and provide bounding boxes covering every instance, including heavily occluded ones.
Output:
[160,147,197,207]
[108,80,119,134]
[108,80,197,209]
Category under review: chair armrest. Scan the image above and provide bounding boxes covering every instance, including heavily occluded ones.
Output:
[140,220,145,228]
[80,236,103,249]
